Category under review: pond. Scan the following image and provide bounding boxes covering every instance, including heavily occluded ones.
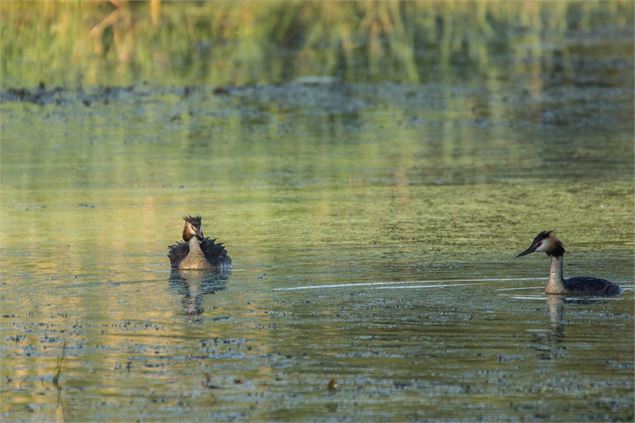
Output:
[1,7,634,423]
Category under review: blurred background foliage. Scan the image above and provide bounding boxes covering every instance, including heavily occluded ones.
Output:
[1,0,633,87]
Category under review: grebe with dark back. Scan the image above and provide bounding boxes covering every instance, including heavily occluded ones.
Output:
[168,216,231,270]
[516,231,621,296]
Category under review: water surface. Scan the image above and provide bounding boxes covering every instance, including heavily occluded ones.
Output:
[1,24,634,423]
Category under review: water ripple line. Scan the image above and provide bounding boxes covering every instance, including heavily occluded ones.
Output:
[371,283,477,290]
[273,277,545,291]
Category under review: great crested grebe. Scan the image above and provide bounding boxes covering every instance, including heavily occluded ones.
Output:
[167,216,231,270]
[516,231,622,296]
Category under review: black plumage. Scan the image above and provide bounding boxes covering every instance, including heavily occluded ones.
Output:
[564,276,622,296]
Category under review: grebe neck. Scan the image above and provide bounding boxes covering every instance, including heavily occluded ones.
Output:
[188,236,203,254]
[545,255,566,294]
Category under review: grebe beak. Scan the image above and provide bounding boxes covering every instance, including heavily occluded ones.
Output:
[195,227,204,240]
[516,244,536,257]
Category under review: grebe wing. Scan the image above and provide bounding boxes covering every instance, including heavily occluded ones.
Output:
[167,241,189,268]
[200,237,232,267]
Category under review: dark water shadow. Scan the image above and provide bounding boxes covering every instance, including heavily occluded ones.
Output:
[169,269,231,315]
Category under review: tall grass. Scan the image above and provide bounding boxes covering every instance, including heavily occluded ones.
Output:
[0,0,633,87]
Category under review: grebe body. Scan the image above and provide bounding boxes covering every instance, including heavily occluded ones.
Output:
[167,216,231,270]
[517,231,621,296]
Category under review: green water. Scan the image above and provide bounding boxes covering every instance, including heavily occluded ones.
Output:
[1,4,634,422]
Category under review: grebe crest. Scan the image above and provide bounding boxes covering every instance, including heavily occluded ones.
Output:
[516,231,621,296]
[168,215,232,270]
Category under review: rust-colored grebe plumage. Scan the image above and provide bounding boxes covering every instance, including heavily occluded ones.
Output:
[167,216,231,270]
[516,231,621,296]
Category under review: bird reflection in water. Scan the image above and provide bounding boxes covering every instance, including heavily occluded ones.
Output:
[169,269,231,315]
[532,295,600,360]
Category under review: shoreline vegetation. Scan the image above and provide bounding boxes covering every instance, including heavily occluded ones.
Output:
[1,0,633,88]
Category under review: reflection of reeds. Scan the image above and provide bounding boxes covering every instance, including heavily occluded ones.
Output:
[53,341,67,422]
[0,0,633,86]
[52,341,66,390]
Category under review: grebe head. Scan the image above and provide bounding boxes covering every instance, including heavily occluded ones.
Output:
[182,215,204,242]
[517,230,565,258]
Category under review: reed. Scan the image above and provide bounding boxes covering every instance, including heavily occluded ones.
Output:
[1,0,632,87]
